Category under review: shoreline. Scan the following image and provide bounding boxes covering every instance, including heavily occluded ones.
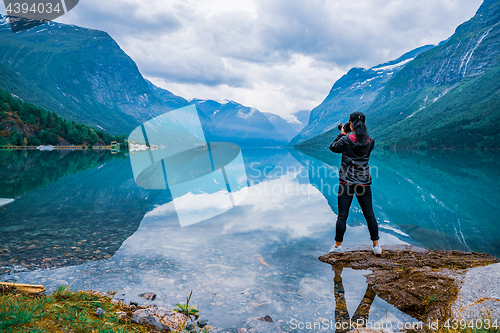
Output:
[319,245,500,329]
[2,246,500,332]
[0,145,120,150]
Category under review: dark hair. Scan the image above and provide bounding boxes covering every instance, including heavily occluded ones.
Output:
[349,111,370,145]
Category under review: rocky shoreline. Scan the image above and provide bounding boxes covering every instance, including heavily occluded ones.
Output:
[85,290,282,333]
[319,245,499,326]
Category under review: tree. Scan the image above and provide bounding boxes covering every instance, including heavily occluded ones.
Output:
[11,130,23,146]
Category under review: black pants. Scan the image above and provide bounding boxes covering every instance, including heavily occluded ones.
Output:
[335,183,379,242]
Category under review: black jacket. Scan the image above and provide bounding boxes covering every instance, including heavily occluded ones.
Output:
[329,133,375,185]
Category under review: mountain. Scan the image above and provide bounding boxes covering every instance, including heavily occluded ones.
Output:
[289,45,434,147]
[262,112,300,141]
[364,0,500,149]
[193,99,288,147]
[0,15,291,147]
[0,15,188,135]
[297,0,500,149]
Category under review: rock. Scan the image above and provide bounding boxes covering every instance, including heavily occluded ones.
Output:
[452,263,500,321]
[319,246,498,323]
[139,292,157,301]
[111,298,125,306]
[246,316,282,333]
[132,306,188,331]
[132,309,166,331]
[94,308,105,317]
[116,311,127,320]
[186,323,195,330]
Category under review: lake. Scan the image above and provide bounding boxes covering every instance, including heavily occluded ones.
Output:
[1,148,499,332]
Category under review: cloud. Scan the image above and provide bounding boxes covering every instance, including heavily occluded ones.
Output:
[49,0,482,116]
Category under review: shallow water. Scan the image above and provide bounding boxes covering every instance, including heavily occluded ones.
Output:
[1,148,498,331]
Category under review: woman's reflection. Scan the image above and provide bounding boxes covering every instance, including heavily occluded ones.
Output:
[334,266,376,332]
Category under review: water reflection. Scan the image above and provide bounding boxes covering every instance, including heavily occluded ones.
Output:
[1,147,498,331]
[297,148,500,258]
[0,149,126,198]
[333,266,375,332]
[1,148,413,331]
[0,152,161,275]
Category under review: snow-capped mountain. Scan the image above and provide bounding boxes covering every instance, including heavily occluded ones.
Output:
[191,99,288,147]
[289,45,434,146]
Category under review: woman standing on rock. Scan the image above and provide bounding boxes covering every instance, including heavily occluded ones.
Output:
[328,111,381,256]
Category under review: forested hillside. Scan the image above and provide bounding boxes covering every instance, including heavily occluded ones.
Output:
[0,88,126,147]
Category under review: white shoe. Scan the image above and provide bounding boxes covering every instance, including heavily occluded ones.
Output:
[373,245,382,256]
[329,244,344,254]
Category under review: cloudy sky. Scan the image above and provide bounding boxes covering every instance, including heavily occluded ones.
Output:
[53,0,482,117]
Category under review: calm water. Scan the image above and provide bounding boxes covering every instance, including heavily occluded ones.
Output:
[1,148,499,332]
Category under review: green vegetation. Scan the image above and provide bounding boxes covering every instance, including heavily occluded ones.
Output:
[296,0,500,150]
[174,291,210,333]
[0,286,153,333]
[370,65,500,149]
[0,25,142,135]
[0,87,126,147]
[0,286,213,333]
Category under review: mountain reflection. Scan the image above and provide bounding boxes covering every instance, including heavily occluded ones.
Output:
[296,148,500,258]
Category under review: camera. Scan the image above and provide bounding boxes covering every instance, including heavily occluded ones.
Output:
[337,122,351,133]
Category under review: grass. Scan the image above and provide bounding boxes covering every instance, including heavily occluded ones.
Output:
[0,286,159,332]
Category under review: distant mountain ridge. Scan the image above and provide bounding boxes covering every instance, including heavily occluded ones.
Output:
[262,110,311,141]
[289,45,434,146]
[364,0,500,149]
[192,99,288,147]
[297,0,500,149]
[0,14,291,147]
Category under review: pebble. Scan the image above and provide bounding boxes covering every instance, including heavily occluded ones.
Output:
[116,312,127,320]
[94,308,105,317]
[139,292,157,301]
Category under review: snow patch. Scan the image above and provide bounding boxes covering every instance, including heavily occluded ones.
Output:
[373,58,414,71]
[355,76,380,88]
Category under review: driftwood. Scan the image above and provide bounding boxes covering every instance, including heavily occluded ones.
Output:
[0,282,46,294]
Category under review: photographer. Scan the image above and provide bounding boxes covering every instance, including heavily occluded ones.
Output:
[328,111,381,256]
